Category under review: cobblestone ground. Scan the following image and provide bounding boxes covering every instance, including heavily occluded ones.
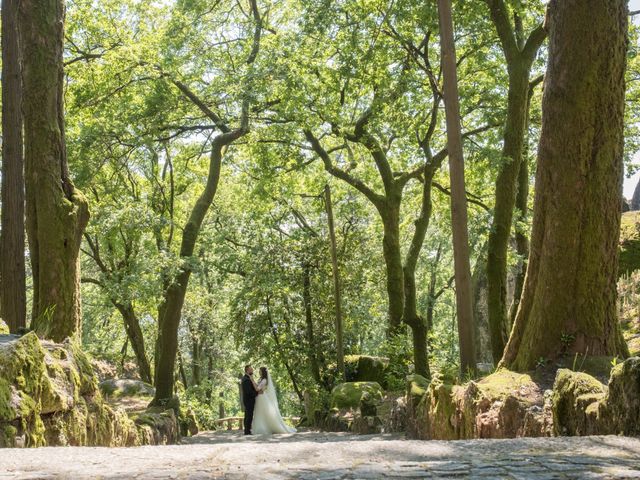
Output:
[1,432,639,479]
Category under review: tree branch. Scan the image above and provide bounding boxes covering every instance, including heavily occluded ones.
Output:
[171,80,231,134]
[484,0,519,63]
[304,129,383,207]
[522,24,547,65]
[432,181,490,211]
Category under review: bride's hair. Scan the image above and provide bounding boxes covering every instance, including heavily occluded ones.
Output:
[259,367,268,384]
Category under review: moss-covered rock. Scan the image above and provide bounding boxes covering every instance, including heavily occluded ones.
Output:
[548,358,640,437]
[0,334,179,448]
[330,382,383,409]
[342,355,389,386]
[99,378,155,398]
[405,374,429,438]
[415,377,459,440]
[602,357,640,435]
[407,369,550,440]
[551,369,606,436]
[0,320,9,335]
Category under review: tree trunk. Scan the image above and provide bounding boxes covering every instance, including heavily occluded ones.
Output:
[402,172,434,378]
[380,199,405,333]
[191,338,201,386]
[508,80,539,326]
[114,302,153,384]
[151,1,261,404]
[437,0,476,375]
[152,140,225,404]
[501,0,630,371]
[486,65,530,363]
[1,0,26,333]
[177,348,189,389]
[266,297,304,402]
[302,261,322,386]
[324,185,345,381]
[484,0,546,364]
[21,0,89,342]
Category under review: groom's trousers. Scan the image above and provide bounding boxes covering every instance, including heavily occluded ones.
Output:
[244,398,255,434]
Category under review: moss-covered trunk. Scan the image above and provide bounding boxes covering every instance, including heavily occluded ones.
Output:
[403,170,434,378]
[1,0,26,332]
[486,65,530,363]
[380,198,404,333]
[501,0,629,371]
[484,0,546,365]
[21,0,89,342]
[302,262,322,386]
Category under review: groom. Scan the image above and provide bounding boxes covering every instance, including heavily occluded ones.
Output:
[241,364,261,435]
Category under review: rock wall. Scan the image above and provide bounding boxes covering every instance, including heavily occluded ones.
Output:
[407,370,551,441]
[0,333,178,447]
[405,357,640,440]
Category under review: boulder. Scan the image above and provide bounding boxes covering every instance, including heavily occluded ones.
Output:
[0,320,9,335]
[355,356,388,384]
[385,396,407,433]
[551,369,606,436]
[405,374,429,438]
[99,378,155,398]
[330,382,383,410]
[351,414,382,434]
[550,358,640,436]
[603,357,640,435]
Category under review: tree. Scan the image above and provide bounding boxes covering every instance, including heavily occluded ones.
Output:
[484,0,546,363]
[152,0,263,404]
[324,185,345,381]
[1,0,26,333]
[437,0,476,375]
[501,0,630,371]
[21,0,89,341]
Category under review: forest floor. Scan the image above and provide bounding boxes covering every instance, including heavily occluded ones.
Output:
[0,431,639,479]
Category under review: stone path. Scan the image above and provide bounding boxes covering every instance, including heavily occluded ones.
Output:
[1,431,639,479]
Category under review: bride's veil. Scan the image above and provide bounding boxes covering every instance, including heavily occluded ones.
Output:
[265,371,279,409]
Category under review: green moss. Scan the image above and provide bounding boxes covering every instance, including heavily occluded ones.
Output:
[0,334,180,448]
[0,320,9,335]
[66,339,98,396]
[406,374,429,407]
[604,357,640,435]
[475,369,534,399]
[419,378,458,440]
[551,369,606,435]
[331,382,383,409]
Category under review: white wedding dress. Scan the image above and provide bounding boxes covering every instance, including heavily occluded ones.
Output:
[252,373,297,435]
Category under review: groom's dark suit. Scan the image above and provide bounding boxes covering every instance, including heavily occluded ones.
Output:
[241,374,258,434]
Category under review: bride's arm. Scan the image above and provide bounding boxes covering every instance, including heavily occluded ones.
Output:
[249,376,260,392]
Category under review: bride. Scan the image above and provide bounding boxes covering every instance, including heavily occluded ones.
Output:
[250,367,297,435]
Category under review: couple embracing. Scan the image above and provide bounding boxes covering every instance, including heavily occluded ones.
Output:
[241,365,297,435]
